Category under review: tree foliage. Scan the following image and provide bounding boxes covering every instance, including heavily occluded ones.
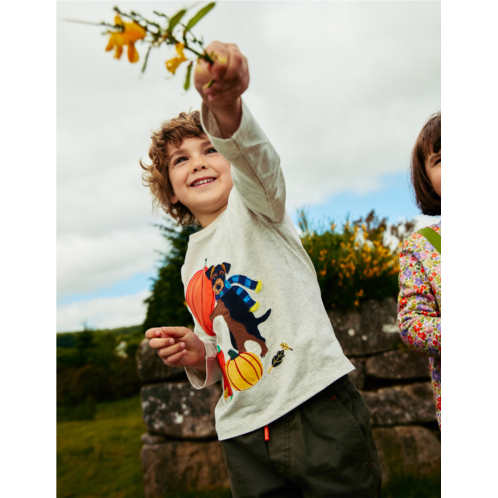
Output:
[57,326,142,421]
[141,220,199,333]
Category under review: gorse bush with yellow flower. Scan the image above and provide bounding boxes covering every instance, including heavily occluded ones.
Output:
[67,3,217,89]
[299,210,415,310]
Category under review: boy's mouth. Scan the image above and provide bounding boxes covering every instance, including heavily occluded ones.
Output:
[190,177,216,188]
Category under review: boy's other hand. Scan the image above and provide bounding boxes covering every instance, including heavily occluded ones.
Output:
[194,41,249,110]
[145,326,206,372]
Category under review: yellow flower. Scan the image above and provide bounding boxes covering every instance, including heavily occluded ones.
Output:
[165,42,188,74]
[106,16,146,63]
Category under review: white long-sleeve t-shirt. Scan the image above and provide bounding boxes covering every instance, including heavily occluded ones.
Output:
[182,100,354,441]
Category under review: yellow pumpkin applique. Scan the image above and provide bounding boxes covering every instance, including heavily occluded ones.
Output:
[226,349,263,391]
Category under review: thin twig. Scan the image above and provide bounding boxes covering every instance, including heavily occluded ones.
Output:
[61,18,116,28]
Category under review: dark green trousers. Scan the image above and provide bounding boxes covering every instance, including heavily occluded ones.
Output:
[220,375,382,498]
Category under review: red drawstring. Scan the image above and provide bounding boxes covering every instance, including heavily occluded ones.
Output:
[264,425,270,441]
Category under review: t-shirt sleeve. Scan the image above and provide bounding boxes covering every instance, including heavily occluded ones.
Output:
[397,235,441,358]
[184,319,222,389]
[185,337,222,389]
[200,99,286,224]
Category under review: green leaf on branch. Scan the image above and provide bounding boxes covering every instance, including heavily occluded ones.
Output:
[168,9,187,33]
[184,2,216,33]
[184,61,193,90]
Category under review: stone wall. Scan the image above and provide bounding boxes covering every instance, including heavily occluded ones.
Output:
[138,297,440,497]
[328,297,441,484]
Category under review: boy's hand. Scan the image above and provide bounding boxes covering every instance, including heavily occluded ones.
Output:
[145,326,206,372]
[194,41,249,107]
[194,41,249,138]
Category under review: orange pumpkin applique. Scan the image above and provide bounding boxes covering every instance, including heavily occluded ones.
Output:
[186,261,216,336]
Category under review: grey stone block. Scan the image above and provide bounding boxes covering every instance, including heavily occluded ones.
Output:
[141,381,220,439]
[136,338,186,383]
[373,425,441,485]
[361,382,436,426]
[140,432,167,445]
[366,349,431,380]
[329,298,404,357]
[141,439,229,498]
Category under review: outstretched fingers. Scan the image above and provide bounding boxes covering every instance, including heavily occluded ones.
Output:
[145,327,163,340]
[159,326,188,337]
[158,341,186,360]
[161,348,188,367]
[145,326,189,341]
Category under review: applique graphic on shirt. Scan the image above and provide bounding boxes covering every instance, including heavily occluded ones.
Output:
[185,260,216,336]
[267,343,293,373]
[225,349,263,392]
[217,345,233,401]
[206,263,271,358]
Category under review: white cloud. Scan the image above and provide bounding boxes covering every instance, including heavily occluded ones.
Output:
[57,163,160,238]
[57,227,164,296]
[57,291,150,332]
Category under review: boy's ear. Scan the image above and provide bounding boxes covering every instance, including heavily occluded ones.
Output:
[205,266,215,280]
[221,263,231,274]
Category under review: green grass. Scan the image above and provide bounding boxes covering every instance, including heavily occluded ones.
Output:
[382,473,441,498]
[57,396,146,498]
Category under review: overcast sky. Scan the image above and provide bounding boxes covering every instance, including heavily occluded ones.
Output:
[57,1,440,332]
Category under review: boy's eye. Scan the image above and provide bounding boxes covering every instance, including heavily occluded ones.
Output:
[435,158,441,165]
[206,147,217,154]
[174,156,187,165]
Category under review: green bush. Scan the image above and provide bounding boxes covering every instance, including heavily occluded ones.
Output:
[57,325,142,350]
[57,327,143,420]
[298,210,414,310]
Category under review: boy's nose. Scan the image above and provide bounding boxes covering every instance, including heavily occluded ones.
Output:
[191,162,207,173]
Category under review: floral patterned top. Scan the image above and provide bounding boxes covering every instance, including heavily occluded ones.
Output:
[398,222,441,429]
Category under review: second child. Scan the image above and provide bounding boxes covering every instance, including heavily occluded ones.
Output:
[398,113,441,429]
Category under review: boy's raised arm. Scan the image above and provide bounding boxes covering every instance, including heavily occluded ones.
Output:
[194,42,247,139]
[195,42,286,224]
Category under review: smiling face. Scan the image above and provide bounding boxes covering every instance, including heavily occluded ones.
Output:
[167,135,233,227]
[425,146,441,197]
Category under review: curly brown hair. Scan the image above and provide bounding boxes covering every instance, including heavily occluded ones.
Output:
[410,112,441,216]
[140,110,206,225]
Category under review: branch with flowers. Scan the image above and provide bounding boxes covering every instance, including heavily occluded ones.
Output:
[64,3,217,90]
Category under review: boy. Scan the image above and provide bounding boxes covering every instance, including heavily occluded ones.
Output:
[144,41,381,497]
